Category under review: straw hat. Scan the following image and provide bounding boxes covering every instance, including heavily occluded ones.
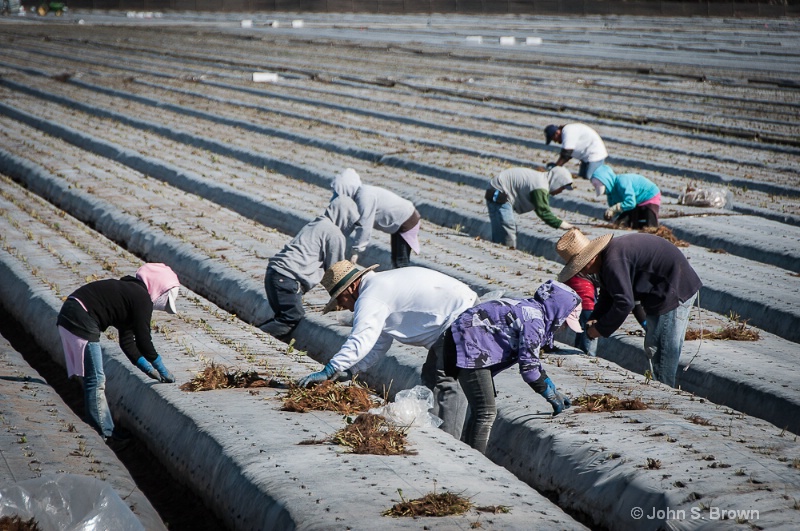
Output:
[556,229,613,282]
[321,260,378,314]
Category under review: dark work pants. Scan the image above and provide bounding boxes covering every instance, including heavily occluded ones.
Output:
[391,232,412,268]
[260,268,303,341]
[618,204,659,229]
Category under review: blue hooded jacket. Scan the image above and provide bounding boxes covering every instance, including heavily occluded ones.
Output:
[592,165,660,212]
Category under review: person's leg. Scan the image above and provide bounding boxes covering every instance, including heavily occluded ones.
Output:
[579,159,604,180]
[644,293,696,387]
[643,204,659,227]
[259,268,304,341]
[457,369,497,453]
[486,199,516,248]
[573,309,597,356]
[390,231,412,268]
[82,342,114,438]
[421,331,467,440]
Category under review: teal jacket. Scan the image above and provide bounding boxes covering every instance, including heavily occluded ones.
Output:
[591,165,660,212]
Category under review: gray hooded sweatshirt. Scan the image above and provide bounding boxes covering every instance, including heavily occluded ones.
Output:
[331,168,416,253]
[268,196,359,293]
[490,167,573,228]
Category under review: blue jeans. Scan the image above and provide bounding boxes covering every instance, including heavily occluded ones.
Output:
[573,309,598,356]
[83,342,114,438]
[579,159,605,180]
[457,368,497,454]
[421,330,468,440]
[486,199,516,248]
[644,292,697,387]
[261,268,304,341]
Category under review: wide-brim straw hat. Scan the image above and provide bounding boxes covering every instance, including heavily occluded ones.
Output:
[321,260,379,314]
[556,229,613,282]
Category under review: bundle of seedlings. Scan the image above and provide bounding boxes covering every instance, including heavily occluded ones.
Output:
[180,362,270,392]
[282,379,377,414]
[573,393,648,413]
[383,485,472,518]
[0,515,41,531]
[685,314,760,341]
[328,413,415,455]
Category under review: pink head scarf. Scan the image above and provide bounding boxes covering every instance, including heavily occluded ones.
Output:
[136,263,180,304]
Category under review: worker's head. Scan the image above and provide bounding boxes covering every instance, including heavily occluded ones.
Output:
[533,280,583,336]
[547,166,573,196]
[136,263,181,314]
[555,229,613,282]
[544,124,562,145]
[321,260,378,314]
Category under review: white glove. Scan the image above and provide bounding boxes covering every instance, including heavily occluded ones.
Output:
[560,221,574,230]
[604,203,622,221]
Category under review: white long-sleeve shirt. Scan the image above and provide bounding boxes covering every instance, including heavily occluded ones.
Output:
[328,267,478,373]
[560,123,608,163]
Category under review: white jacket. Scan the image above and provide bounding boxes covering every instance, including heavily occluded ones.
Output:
[329,267,478,373]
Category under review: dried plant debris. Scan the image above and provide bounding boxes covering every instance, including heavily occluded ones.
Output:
[574,393,648,413]
[640,226,689,247]
[331,413,416,455]
[384,487,473,518]
[282,379,377,414]
[180,362,273,392]
[685,316,760,341]
[686,415,713,426]
[0,516,41,531]
[646,458,663,470]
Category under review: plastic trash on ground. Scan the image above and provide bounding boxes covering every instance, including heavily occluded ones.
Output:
[678,185,733,209]
[369,385,443,428]
[0,474,144,531]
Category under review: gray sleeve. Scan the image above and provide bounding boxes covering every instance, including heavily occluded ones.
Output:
[351,193,376,253]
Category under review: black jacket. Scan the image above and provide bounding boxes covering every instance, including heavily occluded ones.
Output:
[593,234,702,337]
[57,276,158,363]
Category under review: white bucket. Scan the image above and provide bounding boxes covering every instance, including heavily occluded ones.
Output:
[252,72,280,83]
[499,36,516,46]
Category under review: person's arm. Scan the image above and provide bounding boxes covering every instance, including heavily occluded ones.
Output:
[530,190,565,229]
[298,300,391,387]
[592,264,635,337]
[517,325,544,384]
[554,149,573,167]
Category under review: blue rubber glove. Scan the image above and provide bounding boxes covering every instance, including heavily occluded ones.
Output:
[539,377,572,416]
[297,363,337,388]
[152,355,175,383]
[136,356,161,381]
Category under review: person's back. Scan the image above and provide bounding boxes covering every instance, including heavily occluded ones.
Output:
[560,123,608,163]
[354,267,477,350]
[269,196,358,293]
[595,233,701,333]
[491,167,549,214]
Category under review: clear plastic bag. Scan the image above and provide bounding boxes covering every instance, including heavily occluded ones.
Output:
[0,474,144,531]
[369,385,443,428]
[678,185,732,209]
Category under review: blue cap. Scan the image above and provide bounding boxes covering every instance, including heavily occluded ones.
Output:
[544,124,559,145]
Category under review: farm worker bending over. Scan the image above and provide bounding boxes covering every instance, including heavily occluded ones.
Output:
[485,166,575,249]
[591,165,662,228]
[449,280,579,453]
[544,123,608,180]
[331,168,421,268]
[297,260,478,439]
[556,229,702,387]
[258,196,359,341]
[56,263,180,444]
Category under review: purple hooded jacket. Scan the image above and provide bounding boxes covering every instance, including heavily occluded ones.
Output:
[450,281,580,384]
